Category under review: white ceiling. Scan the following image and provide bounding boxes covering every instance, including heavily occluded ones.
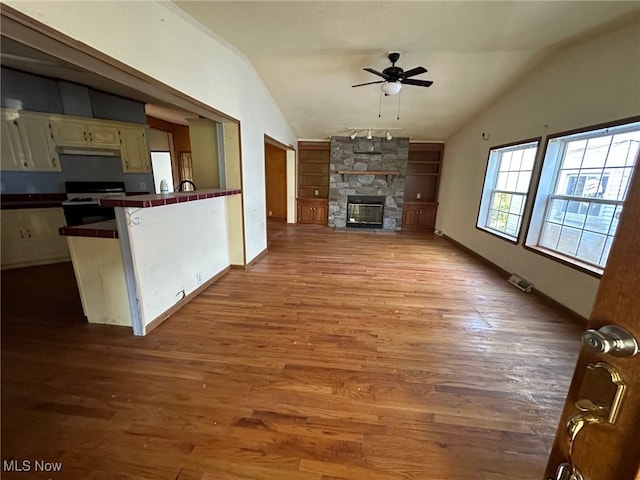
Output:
[172,1,640,141]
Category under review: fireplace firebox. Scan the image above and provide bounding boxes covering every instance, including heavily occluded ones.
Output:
[346,196,385,228]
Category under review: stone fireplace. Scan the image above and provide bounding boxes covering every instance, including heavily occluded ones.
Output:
[329,136,408,230]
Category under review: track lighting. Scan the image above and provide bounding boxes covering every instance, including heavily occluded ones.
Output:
[346,128,401,140]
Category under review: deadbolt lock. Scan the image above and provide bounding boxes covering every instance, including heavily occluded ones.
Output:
[582,325,638,357]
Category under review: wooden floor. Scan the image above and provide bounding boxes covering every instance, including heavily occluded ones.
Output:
[1,225,585,480]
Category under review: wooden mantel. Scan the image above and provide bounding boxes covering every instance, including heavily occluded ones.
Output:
[336,170,399,175]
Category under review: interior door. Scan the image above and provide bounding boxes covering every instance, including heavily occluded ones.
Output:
[265,142,287,219]
[544,160,640,479]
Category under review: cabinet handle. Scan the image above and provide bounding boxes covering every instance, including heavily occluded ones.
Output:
[19,230,24,239]
[89,132,93,142]
[52,158,57,166]
[23,161,28,167]
[26,229,32,238]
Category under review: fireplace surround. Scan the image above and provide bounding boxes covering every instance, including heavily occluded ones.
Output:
[329,137,408,230]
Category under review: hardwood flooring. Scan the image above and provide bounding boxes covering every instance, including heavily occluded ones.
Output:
[1,226,584,479]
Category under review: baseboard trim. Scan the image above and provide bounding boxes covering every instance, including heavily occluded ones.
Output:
[246,247,268,268]
[442,234,587,325]
[144,266,232,334]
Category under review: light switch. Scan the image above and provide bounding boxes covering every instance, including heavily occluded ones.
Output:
[314,189,319,196]
[416,193,421,199]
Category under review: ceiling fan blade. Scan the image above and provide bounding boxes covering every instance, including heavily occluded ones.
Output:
[401,78,434,87]
[352,80,385,87]
[401,66,427,78]
[363,68,391,80]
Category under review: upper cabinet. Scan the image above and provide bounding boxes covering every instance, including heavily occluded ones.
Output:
[1,109,60,172]
[119,126,150,173]
[1,109,150,174]
[50,118,120,149]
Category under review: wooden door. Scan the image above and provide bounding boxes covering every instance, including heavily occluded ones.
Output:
[313,201,327,224]
[544,163,640,479]
[265,143,287,219]
[296,200,314,224]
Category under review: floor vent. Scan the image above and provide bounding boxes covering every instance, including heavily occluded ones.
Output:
[507,274,533,293]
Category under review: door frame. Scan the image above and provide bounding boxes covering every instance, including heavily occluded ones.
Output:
[264,134,296,224]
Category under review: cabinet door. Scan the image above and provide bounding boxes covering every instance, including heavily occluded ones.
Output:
[120,127,150,173]
[50,118,88,146]
[313,202,328,224]
[23,208,70,261]
[297,201,315,224]
[17,114,61,172]
[1,111,27,170]
[402,205,421,229]
[88,123,120,148]
[418,205,437,230]
[0,211,30,267]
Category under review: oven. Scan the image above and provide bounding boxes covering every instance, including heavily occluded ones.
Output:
[62,181,125,227]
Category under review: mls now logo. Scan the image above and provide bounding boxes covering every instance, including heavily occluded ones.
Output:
[3,459,63,472]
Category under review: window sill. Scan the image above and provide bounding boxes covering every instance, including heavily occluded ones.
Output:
[524,245,604,278]
[476,225,518,245]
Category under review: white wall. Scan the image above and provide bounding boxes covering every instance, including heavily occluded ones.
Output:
[124,198,230,331]
[437,20,640,318]
[8,1,298,262]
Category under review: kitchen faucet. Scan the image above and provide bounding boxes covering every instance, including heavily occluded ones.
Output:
[175,180,197,192]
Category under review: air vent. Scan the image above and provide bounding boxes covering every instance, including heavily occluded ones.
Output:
[507,274,533,293]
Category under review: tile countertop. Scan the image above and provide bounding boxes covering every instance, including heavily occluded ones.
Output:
[1,193,66,209]
[99,188,242,209]
[59,220,119,239]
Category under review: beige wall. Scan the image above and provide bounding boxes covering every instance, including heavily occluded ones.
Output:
[437,19,640,318]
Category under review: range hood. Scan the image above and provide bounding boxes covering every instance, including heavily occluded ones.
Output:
[58,145,120,156]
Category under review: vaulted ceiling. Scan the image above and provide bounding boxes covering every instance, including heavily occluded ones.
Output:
[172,1,640,141]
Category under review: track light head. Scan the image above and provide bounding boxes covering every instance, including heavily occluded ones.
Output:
[386,130,392,141]
[350,131,358,140]
[366,129,373,140]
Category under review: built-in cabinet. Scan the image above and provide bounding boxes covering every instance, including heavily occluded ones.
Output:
[119,126,150,173]
[1,208,70,269]
[1,109,150,173]
[50,117,120,149]
[297,198,328,225]
[402,143,444,231]
[297,141,329,225]
[1,110,60,172]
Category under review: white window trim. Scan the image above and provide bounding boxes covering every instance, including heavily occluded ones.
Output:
[525,119,640,274]
[476,139,540,243]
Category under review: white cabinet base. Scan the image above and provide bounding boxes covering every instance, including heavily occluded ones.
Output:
[67,236,132,327]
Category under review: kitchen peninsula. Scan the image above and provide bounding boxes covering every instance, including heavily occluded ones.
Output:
[59,188,242,335]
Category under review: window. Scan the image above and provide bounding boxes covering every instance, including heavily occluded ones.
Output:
[476,139,540,241]
[527,120,640,272]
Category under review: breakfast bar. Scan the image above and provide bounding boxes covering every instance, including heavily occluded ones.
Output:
[59,188,242,335]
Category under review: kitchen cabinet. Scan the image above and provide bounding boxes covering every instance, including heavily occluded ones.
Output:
[50,117,120,149]
[1,208,70,269]
[0,109,60,172]
[119,126,150,173]
[1,110,26,170]
[402,202,437,231]
[297,198,328,225]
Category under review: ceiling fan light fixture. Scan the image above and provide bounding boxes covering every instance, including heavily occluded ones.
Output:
[386,130,393,141]
[382,81,402,96]
[366,129,373,140]
[350,131,358,139]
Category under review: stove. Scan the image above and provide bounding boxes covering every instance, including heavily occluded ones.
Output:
[62,181,125,226]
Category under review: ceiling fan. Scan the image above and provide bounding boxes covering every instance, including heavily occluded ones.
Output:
[352,52,433,95]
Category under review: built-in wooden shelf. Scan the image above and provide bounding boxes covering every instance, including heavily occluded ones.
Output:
[336,170,399,175]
